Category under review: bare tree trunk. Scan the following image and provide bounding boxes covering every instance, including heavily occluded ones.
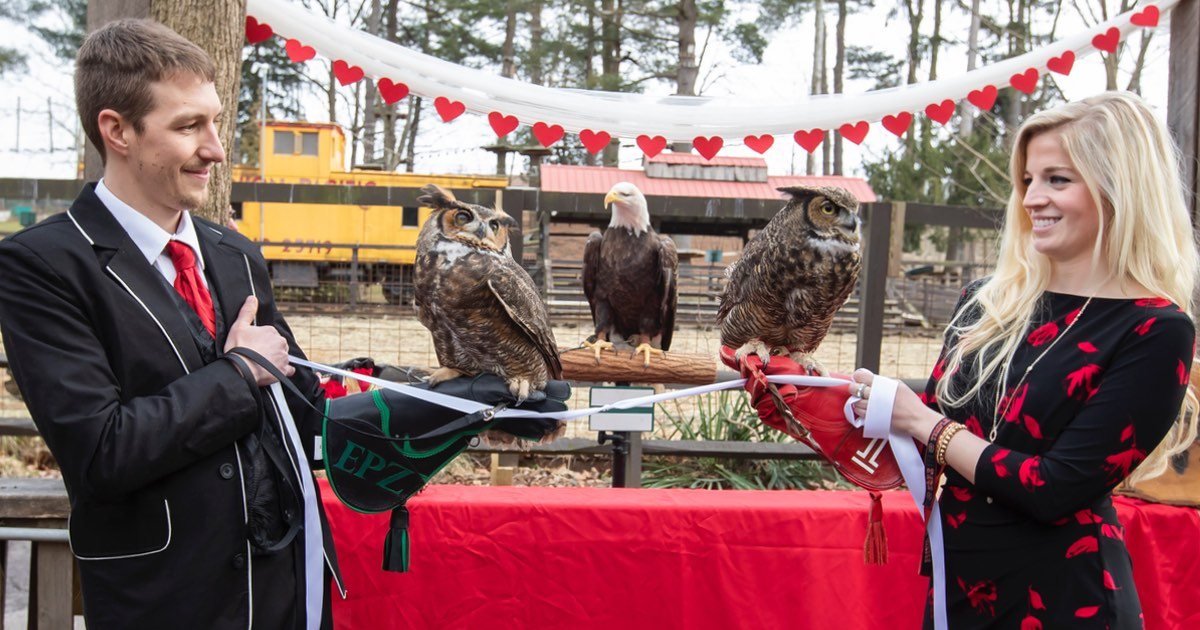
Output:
[671,0,698,154]
[808,0,825,175]
[382,0,399,169]
[404,97,420,172]
[902,0,923,154]
[1125,31,1153,94]
[600,0,621,165]
[362,0,382,164]
[960,0,981,136]
[530,0,544,85]
[501,0,519,78]
[349,81,361,166]
[833,0,846,175]
[151,0,245,224]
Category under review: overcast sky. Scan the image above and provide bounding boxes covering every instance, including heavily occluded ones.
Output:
[0,1,1175,182]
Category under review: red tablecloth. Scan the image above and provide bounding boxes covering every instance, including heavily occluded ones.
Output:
[321,482,1200,629]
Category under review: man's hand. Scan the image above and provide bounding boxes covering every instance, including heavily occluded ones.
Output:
[224,296,295,386]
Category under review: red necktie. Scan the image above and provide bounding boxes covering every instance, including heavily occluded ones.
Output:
[165,240,216,338]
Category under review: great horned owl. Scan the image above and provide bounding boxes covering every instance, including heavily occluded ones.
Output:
[581,182,679,367]
[717,186,861,375]
[414,185,562,400]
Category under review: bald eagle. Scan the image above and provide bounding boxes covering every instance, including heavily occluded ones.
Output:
[581,182,679,367]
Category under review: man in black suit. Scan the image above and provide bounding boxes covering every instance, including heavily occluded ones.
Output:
[0,19,342,628]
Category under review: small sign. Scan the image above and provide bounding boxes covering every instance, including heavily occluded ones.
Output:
[589,386,655,432]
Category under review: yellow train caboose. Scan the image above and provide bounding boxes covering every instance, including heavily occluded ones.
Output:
[230,121,507,303]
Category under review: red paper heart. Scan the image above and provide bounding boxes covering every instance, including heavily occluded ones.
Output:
[839,121,869,145]
[636,135,667,158]
[532,122,565,147]
[1047,50,1075,75]
[285,39,316,63]
[881,112,913,137]
[967,85,998,110]
[333,60,364,86]
[793,129,824,153]
[434,97,465,122]
[1130,5,1159,27]
[743,134,774,154]
[1092,27,1120,53]
[245,17,273,44]
[376,78,409,104]
[488,112,520,137]
[693,136,724,160]
[924,99,956,125]
[1010,68,1039,94]
[580,129,612,154]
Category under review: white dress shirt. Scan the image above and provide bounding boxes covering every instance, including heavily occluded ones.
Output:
[94,179,208,289]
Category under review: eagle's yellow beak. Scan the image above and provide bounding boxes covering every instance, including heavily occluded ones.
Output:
[604,190,620,206]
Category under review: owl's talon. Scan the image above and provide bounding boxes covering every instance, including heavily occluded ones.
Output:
[788,351,828,377]
[581,337,615,365]
[427,366,466,386]
[507,377,532,402]
[734,340,775,368]
[632,343,664,368]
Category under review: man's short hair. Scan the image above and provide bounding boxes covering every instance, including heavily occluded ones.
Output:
[75,19,215,162]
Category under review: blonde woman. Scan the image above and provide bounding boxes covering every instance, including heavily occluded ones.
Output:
[742,91,1198,628]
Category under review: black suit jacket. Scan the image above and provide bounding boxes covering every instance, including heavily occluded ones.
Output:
[0,184,343,628]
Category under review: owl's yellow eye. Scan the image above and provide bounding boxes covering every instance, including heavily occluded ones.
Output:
[454,210,472,225]
[821,204,835,215]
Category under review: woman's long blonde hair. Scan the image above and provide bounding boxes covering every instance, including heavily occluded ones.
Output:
[934,91,1199,483]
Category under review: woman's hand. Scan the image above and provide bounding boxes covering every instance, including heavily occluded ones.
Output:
[848,368,943,443]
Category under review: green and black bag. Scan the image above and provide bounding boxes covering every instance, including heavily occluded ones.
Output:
[322,374,569,572]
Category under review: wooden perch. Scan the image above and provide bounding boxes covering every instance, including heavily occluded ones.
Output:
[557,346,720,385]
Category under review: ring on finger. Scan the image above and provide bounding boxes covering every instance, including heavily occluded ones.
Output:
[855,383,867,399]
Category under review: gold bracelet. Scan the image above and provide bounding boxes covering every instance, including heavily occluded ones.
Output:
[936,424,966,467]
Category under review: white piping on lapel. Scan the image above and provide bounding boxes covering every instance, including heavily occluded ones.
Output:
[67,210,95,245]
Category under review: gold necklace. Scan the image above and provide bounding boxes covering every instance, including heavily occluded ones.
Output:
[991,295,1094,442]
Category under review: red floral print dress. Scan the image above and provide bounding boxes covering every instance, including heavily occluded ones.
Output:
[921,287,1194,629]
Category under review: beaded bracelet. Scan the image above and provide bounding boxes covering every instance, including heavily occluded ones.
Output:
[935,424,967,467]
[924,417,955,469]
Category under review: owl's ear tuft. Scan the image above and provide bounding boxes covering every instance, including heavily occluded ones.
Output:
[776,186,822,201]
[418,184,459,209]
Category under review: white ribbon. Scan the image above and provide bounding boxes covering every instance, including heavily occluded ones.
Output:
[247,0,1175,142]
[861,376,947,630]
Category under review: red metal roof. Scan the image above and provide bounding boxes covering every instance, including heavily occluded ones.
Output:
[645,152,768,167]
[540,164,877,202]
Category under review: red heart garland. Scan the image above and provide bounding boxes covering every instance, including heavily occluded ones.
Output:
[434,97,466,122]
[839,121,869,145]
[532,122,565,147]
[1130,5,1159,27]
[245,17,273,44]
[793,129,824,153]
[967,85,998,110]
[743,134,774,154]
[924,100,956,125]
[376,79,409,104]
[1010,68,1039,94]
[488,112,520,137]
[881,112,913,137]
[1047,51,1075,76]
[332,60,364,86]
[285,39,316,63]
[637,135,667,158]
[693,136,724,160]
[1092,27,1120,53]
[580,129,612,154]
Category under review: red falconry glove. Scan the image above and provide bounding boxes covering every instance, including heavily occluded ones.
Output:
[719,345,902,564]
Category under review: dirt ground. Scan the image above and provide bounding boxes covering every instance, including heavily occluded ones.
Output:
[0,314,947,475]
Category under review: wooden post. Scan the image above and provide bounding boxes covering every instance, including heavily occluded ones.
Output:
[887,200,907,278]
[489,452,518,486]
[856,202,891,372]
[1168,0,1199,224]
[33,542,74,630]
[622,433,643,488]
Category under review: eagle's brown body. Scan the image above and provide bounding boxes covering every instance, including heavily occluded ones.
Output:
[582,226,677,350]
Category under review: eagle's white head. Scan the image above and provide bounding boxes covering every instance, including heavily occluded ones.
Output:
[604,182,651,236]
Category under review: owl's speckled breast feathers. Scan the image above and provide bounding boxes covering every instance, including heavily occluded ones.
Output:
[413,185,561,399]
[717,186,861,372]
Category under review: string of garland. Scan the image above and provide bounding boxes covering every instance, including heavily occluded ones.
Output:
[243,0,1172,161]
